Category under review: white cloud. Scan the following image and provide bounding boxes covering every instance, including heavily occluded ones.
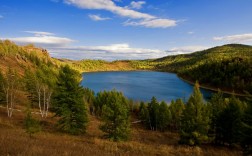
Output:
[64,0,153,19]
[213,33,252,43]
[88,14,111,21]
[166,46,209,55]
[49,43,167,60]
[23,31,55,36]
[124,18,176,28]
[64,0,177,28]
[128,1,146,10]
[3,31,75,47]
[187,31,194,35]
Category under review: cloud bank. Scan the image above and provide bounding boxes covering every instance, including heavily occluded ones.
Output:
[2,31,74,47]
[63,0,177,28]
[49,43,167,60]
[166,46,209,55]
[2,31,209,61]
[213,33,252,43]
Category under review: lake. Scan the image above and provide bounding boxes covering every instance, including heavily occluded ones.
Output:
[81,71,213,103]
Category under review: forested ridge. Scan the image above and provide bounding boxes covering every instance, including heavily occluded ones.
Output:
[153,44,252,94]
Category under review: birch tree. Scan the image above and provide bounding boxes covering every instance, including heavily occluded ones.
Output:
[1,68,19,117]
[0,71,5,103]
[24,68,54,118]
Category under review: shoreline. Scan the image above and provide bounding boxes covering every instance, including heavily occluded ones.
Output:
[81,69,251,97]
[178,76,250,97]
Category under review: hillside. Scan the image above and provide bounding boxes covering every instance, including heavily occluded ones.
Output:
[0,40,54,74]
[0,108,242,156]
[138,44,252,94]
[154,44,252,72]
[0,40,249,156]
[60,59,137,72]
[1,40,252,94]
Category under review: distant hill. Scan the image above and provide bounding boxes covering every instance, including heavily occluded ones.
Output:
[150,44,252,93]
[1,40,251,94]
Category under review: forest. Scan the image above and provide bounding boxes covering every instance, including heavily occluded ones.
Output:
[0,40,252,155]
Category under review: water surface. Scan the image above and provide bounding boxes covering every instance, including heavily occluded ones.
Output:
[81,71,212,102]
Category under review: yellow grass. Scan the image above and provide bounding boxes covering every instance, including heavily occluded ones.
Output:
[0,108,242,156]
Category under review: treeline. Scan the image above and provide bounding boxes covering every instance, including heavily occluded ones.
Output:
[133,83,252,154]
[0,65,130,140]
[134,44,252,93]
[1,65,252,154]
[179,57,252,92]
[81,82,252,154]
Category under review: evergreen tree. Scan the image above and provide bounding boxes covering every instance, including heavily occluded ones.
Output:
[99,90,130,141]
[139,101,150,128]
[83,88,95,115]
[53,65,88,135]
[24,105,41,138]
[170,99,185,131]
[208,90,227,144]
[216,96,245,145]
[95,91,110,117]
[24,69,38,107]
[148,97,159,131]
[158,101,171,132]
[179,82,210,145]
[240,98,252,155]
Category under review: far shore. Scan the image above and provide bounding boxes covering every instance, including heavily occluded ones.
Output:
[178,76,250,97]
[81,69,251,98]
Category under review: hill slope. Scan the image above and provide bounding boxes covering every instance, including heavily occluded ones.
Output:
[1,40,252,94]
[140,44,252,94]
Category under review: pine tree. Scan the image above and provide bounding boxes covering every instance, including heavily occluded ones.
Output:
[24,105,41,138]
[216,96,245,145]
[179,82,210,145]
[148,97,159,131]
[208,90,227,144]
[99,90,130,141]
[240,98,252,155]
[158,101,171,132]
[139,101,150,128]
[83,88,95,115]
[95,91,109,116]
[170,99,184,131]
[53,65,88,135]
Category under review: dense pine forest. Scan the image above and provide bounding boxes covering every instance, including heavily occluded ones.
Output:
[0,40,252,155]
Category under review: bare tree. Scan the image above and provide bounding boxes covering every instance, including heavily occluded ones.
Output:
[25,69,53,118]
[1,69,19,117]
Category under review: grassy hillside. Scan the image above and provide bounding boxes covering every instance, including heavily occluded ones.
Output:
[60,59,137,72]
[1,40,252,94]
[0,40,55,74]
[154,44,252,72]
[0,108,242,156]
[0,40,249,156]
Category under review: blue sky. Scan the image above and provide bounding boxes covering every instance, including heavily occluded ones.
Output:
[1,0,252,60]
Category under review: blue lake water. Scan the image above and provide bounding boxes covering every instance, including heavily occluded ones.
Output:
[81,71,213,103]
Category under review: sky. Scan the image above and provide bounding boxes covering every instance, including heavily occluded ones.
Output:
[0,0,252,61]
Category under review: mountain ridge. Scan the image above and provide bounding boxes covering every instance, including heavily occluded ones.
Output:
[1,40,252,94]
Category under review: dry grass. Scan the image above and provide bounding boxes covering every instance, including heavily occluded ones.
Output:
[0,108,242,156]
